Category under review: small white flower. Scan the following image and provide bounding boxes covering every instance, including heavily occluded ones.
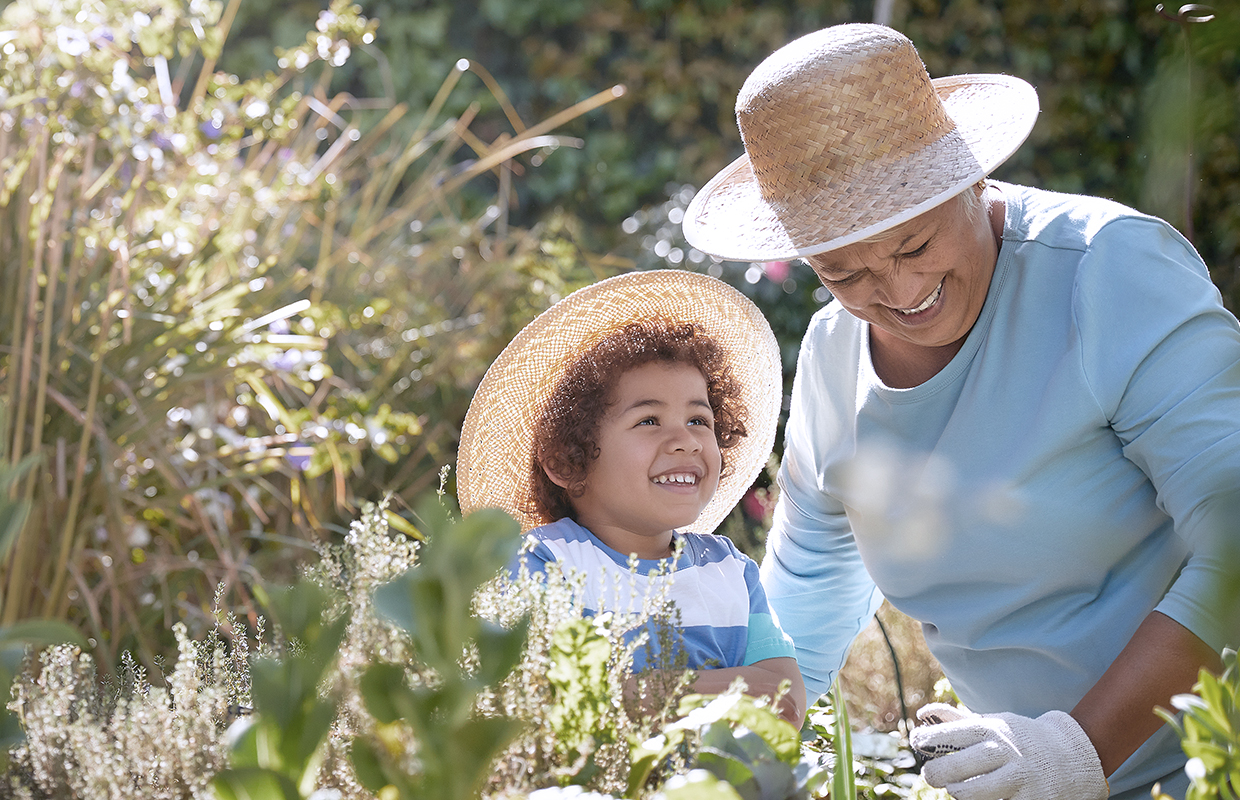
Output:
[1186,757,1207,782]
[640,734,667,750]
[660,770,717,792]
[222,716,253,748]
[56,26,90,57]
[666,692,742,733]
[315,10,338,32]
[529,787,615,800]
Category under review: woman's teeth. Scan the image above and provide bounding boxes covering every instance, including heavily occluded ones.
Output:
[898,281,943,315]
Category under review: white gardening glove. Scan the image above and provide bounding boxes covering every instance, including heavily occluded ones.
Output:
[908,702,1109,800]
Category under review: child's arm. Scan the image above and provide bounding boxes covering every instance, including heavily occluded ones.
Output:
[686,657,806,725]
[625,657,806,726]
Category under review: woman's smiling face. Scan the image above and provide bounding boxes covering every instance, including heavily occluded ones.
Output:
[804,188,999,353]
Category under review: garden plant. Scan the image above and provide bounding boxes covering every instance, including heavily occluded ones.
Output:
[0,0,619,671]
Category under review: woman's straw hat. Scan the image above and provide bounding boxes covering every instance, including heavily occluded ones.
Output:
[683,23,1039,262]
[457,270,782,535]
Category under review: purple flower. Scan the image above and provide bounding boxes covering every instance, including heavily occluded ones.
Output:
[199,119,222,139]
[285,445,312,472]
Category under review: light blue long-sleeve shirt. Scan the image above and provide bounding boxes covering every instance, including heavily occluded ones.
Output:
[761,182,1240,798]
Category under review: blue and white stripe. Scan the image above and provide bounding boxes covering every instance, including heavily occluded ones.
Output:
[518,517,795,671]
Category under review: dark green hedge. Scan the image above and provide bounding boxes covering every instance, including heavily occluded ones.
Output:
[219,0,1237,306]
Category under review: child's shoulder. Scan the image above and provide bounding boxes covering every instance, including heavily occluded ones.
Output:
[677,530,752,564]
[526,517,591,544]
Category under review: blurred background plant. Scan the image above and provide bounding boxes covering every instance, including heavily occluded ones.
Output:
[0,0,619,672]
[214,0,1238,305]
[0,425,85,774]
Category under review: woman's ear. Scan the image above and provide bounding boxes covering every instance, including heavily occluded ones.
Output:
[540,460,571,490]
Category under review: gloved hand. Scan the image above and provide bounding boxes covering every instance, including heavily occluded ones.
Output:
[908,702,1109,800]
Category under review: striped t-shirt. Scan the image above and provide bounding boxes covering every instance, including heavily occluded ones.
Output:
[517,517,796,671]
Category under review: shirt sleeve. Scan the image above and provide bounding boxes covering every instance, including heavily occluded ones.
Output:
[1075,217,1240,652]
[738,548,797,665]
[760,318,886,703]
[508,533,557,579]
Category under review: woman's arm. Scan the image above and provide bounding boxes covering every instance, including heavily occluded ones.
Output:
[1072,610,1223,776]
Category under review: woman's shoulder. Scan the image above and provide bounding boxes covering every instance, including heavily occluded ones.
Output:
[1001,182,1181,256]
[801,296,865,362]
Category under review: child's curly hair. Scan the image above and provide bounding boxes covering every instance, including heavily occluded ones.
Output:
[528,317,748,524]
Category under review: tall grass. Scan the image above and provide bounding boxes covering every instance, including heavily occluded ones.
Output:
[0,0,622,670]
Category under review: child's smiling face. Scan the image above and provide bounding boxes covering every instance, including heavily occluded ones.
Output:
[558,360,722,559]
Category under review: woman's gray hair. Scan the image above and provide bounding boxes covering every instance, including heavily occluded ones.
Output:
[800,179,989,260]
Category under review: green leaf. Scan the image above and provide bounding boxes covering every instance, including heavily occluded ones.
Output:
[349,737,393,793]
[659,769,746,800]
[678,693,800,766]
[628,731,686,798]
[474,619,528,685]
[286,699,337,778]
[359,662,411,725]
[0,620,85,674]
[0,619,85,649]
[211,766,301,800]
[226,720,261,769]
[452,715,524,771]
[831,680,857,800]
[695,745,758,794]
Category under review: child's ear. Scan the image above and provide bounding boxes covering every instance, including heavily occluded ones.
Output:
[540,461,571,490]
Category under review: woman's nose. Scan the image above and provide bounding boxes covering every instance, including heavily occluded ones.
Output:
[873,269,924,309]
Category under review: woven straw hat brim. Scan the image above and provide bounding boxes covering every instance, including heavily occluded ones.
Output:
[457,270,782,535]
[683,75,1039,263]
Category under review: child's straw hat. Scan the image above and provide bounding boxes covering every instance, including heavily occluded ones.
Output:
[457,270,781,535]
[683,23,1039,262]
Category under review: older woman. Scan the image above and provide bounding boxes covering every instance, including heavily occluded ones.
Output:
[683,23,1239,800]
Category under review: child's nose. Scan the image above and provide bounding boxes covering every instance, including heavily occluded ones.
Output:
[667,427,702,452]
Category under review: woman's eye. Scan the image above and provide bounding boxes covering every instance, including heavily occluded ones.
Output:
[825,271,863,287]
[901,239,930,258]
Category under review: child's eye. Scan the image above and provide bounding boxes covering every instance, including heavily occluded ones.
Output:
[636,417,658,426]
[689,416,712,426]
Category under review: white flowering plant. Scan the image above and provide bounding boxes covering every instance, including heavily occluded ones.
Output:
[1155,648,1240,800]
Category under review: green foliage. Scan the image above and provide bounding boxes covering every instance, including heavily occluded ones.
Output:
[212,581,348,799]
[546,615,618,784]
[0,0,615,670]
[829,681,856,800]
[218,0,1239,305]
[0,433,84,772]
[629,691,814,800]
[350,499,527,800]
[1156,649,1240,800]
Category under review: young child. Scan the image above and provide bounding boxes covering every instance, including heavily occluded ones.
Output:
[457,270,804,724]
